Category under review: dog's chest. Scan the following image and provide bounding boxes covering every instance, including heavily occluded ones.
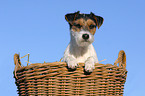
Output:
[70,44,95,63]
[75,54,89,63]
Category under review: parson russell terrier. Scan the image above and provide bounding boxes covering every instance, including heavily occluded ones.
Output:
[62,11,104,72]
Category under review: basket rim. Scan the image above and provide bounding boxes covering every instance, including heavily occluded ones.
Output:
[16,62,126,71]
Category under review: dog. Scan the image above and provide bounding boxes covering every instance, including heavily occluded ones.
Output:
[62,11,104,72]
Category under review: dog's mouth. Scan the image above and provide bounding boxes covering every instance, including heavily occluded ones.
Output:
[86,38,91,41]
[78,40,91,46]
[83,40,89,43]
[82,39,91,42]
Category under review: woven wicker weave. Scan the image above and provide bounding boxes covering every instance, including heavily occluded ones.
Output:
[14,51,127,96]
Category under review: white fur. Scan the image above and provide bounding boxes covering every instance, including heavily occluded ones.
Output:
[62,29,98,72]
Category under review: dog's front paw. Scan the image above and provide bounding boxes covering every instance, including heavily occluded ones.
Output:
[67,60,78,69]
[85,60,95,73]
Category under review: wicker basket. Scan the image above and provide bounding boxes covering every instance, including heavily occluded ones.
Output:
[14,50,127,96]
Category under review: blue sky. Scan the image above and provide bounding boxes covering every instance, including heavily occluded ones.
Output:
[0,0,145,96]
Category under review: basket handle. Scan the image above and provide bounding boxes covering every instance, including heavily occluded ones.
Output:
[14,54,22,79]
[114,50,126,69]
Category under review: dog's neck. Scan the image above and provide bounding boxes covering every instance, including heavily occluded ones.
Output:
[69,35,90,58]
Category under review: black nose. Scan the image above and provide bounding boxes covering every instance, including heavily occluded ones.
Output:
[82,34,89,40]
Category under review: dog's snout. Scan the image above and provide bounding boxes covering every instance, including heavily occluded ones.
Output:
[82,34,89,40]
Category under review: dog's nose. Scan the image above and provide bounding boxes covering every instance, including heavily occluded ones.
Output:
[82,34,89,40]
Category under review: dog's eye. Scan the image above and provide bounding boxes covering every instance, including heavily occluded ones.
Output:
[89,25,96,29]
[74,24,82,28]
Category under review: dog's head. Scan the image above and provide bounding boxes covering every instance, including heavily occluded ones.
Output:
[65,11,104,47]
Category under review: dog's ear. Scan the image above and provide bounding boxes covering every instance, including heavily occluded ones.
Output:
[65,11,80,24]
[90,12,104,29]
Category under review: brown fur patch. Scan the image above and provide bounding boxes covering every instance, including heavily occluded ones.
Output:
[71,18,96,35]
